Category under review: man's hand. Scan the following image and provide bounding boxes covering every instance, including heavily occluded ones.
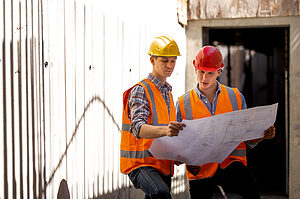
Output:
[248,125,276,143]
[263,125,276,139]
[165,121,186,137]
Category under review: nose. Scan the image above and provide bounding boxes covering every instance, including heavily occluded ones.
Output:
[166,61,172,68]
[202,72,208,80]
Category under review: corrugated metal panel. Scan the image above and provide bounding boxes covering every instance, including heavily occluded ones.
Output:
[1,0,188,198]
[1,0,45,198]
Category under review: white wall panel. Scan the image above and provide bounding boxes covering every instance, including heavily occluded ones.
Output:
[19,1,28,198]
[0,1,3,199]
[0,0,4,196]
[1,0,186,198]
[4,1,13,198]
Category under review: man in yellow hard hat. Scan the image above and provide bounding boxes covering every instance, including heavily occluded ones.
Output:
[176,46,276,198]
[120,35,186,199]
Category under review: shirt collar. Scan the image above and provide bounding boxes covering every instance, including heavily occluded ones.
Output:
[194,81,221,99]
[147,73,172,93]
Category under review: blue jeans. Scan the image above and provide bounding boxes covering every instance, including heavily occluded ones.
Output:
[128,166,172,199]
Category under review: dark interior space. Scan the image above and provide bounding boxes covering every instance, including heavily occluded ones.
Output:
[203,27,289,195]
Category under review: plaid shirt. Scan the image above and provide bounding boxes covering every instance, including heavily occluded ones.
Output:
[128,73,172,139]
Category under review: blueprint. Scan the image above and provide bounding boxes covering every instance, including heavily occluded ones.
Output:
[149,103,278,166]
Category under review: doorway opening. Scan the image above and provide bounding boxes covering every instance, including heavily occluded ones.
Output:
[203,27,289,195]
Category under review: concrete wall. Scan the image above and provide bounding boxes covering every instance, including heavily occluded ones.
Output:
[185,16,300,198]
[187,0,300,20]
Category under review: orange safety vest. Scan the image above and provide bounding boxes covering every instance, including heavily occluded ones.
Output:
[120,79,176,176]
[177,84,247,180]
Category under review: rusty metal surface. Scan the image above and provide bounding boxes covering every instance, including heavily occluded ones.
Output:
[179,0,299,23]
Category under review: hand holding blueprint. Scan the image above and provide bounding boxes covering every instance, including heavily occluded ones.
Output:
[149,103,278,166]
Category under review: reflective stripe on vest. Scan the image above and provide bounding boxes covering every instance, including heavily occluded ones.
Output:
[120,79,175,175]
[183,92,193,120]
[225,86,239,111]
[120,150,152,159]
[122,123,130,132]
[140,80,159,125]
[229,148,246,157]
[178,84,246,180]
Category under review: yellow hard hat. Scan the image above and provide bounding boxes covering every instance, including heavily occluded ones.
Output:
[148,35,181,57]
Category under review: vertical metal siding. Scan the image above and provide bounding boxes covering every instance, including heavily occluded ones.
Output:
[1,0,188,198]
[0,0,4,196]
[1,0,46,198]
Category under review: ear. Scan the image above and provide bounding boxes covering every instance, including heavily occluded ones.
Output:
[150,56,155,65]
[217,69,222,77]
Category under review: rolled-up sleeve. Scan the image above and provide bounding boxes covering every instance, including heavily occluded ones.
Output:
[128,85,150,139]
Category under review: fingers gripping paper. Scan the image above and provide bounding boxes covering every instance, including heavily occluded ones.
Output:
[149,103,278,166]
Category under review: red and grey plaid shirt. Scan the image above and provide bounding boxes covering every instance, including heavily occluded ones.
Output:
[128,73,172,139]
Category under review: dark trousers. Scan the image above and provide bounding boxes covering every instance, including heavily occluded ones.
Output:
[189,161,261,199]
[128,166,172,199]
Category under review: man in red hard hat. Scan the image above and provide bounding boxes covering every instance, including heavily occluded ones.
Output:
[176,45,276,198]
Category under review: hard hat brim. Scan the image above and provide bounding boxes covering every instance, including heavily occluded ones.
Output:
[148,53,181,57]
[197,66,223,72]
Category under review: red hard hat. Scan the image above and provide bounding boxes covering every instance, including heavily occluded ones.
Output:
[193,46,224,71]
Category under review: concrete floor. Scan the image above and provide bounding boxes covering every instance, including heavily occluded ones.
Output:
[90,186,289,199]
[213,193,289,199]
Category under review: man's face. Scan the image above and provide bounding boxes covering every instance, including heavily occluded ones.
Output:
[151,56,177,79]
[196,69,221,90]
